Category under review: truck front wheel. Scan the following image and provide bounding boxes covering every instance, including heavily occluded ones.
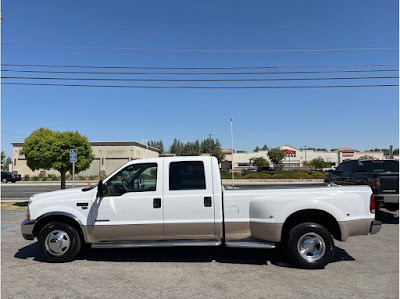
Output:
[38,222,81,263]
[286,222,335,269]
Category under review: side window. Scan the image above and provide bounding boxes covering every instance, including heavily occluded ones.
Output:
[355,161,367,172]
[335,162,347,173]
[344,161,356,173]
[169,161,206,190]
[104,163,157,196]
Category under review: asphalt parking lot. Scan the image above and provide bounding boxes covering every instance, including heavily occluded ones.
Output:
[1,208,398,298]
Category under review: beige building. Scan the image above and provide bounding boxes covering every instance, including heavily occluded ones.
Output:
[221,145,386,171]
[11,141,159,177]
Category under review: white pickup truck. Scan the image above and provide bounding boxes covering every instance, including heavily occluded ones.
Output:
[21,156,381,269]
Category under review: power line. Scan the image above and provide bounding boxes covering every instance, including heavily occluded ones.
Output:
[2,69,398,75]
[2,42,398,52]
[2,75,397,82]
[3,82,398,89]
[1,63,398,70]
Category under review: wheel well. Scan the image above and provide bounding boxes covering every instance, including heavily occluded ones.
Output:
[281,209,342,241]
[33,215,85,242]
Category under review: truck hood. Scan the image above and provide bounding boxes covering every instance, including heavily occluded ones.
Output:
[30,187,96,203]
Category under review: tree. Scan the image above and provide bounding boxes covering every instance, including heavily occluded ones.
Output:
[261,145,269,150]
[254,146,260,152]
[23,128,94,189]
[267,148,285,168]
[394,149,399,155]
[148,140,165,154]
[1,151,5,169]
[309,157,331,170]
[3,157,12,171]
[211,149,225,164]
[249,157,269,167]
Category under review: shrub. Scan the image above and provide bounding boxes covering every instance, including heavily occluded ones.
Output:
[311,172,325,179]
[242,172,272,179]
[50,175,59,181]
[32,176,40,181]
[23,175,30,181]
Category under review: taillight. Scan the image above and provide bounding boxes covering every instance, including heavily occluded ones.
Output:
[11,175,15,178]
[370,194,375,213]
[372,177,381,189]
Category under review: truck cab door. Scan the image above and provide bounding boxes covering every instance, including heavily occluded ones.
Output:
[162,158,216,240]
[89,161,164,241]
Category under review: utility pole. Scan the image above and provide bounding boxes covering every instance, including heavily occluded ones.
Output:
[230,119,235,188]
[208,134,214,156]
[389,145,393,159]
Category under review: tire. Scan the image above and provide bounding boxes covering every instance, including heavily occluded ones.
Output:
[286,222,335,269]
[2,178,7,183]
[38,222,81,263]
[11,181,16,183]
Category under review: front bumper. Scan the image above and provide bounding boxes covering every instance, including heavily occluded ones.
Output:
[21,220,36,240]
[370,220,382,235]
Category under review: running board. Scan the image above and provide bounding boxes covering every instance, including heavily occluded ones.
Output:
[91,239,222,249]
[225,239,276,249]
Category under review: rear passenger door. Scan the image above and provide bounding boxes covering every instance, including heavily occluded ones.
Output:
[163,159,216,240]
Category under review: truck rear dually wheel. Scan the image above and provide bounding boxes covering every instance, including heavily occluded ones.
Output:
[38,222,81,263]
[286,222,334,269]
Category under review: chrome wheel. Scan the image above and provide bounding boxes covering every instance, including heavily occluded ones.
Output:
[45,230,71,256]
[2,178,7,183]
[297,232,326,262]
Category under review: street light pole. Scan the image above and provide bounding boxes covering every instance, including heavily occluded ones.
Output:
[230,118,235,188]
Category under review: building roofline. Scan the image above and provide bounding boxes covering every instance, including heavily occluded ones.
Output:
[11,141,160,153]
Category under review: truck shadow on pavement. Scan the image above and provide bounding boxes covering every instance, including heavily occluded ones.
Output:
[15,243,354,268]
[375,209,399,224]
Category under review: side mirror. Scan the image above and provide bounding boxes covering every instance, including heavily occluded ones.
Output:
[97,180,104,197]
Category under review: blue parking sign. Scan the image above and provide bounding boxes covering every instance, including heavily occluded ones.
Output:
[69,149,78,163]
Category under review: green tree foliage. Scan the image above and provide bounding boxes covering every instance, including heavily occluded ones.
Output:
[249,157,269,167]
[394,149,399,155]
[168,138,224,162]
[22,128,94,189]
[3,157,12,171]
[211,149,225,164]
[261,145,269,150]
[309,157,331,170]
[254,146,260,152]
[267,148,285,168]
[148,140,165,154]
[1,151,5,170]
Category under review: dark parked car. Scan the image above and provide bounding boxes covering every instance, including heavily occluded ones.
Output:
[1,171,22,183]
[324,159,399,211]
[257,166,274,172]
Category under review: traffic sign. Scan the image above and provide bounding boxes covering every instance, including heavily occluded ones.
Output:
[70,149,78,163]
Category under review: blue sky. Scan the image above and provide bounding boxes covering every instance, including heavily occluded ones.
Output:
[1,0,399,156]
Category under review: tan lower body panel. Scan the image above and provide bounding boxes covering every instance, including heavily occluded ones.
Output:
[164,222,216,240]
[89,224,164,242]
[225,222,283,242]
[339,219,372,241]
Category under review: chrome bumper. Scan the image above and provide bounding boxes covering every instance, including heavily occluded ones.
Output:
[370,220,382,235]
[375,194,399,204]
[21,220,36,240]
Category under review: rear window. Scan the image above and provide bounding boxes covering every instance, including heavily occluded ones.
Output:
[356,160,399,172]
[169,161,206,190]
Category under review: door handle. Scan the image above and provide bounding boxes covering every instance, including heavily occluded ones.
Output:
[204,197,212,207]
[153,198,161,209]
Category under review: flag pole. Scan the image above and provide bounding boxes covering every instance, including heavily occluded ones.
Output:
[230,118,235,188]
